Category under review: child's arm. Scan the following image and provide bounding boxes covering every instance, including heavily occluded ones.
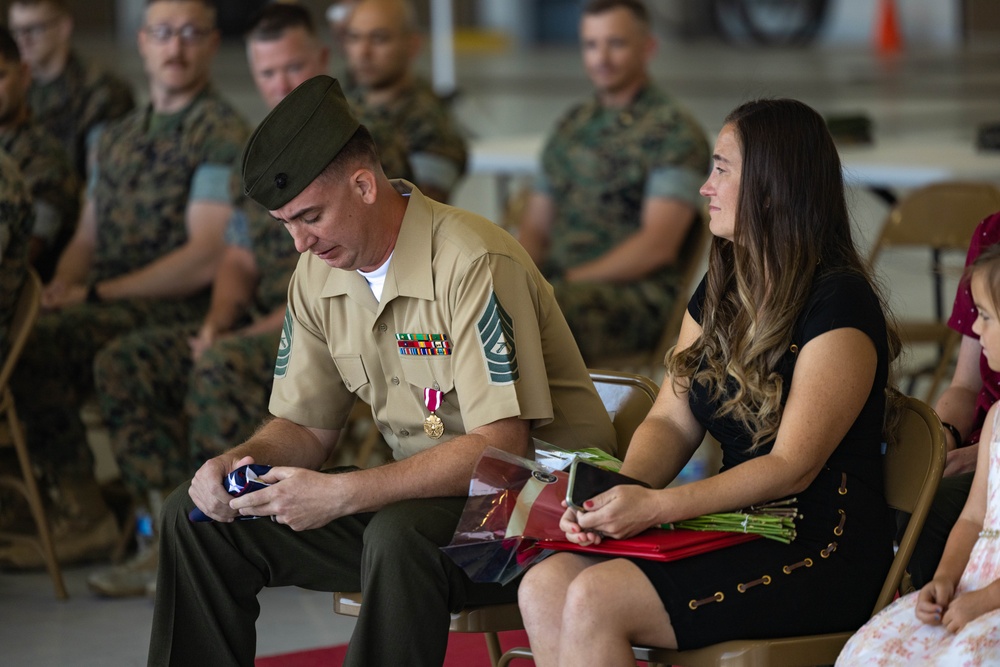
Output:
[915,402,995,626]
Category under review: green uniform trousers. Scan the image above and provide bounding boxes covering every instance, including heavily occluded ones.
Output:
[552,279,675,365]
[12,298,203,480]
[94,325,279,498]
[148,483,518,667]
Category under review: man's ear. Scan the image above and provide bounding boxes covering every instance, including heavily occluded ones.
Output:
[353,168,378,203]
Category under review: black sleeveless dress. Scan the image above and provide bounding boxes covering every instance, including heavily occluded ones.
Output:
[631,271,895,650]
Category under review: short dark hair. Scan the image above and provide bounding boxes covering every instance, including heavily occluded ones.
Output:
[0,26,21,62]
[582,0,650,27]
[246,2,317,42]
[9,0,71,15]
[320,125,382,182]
[144,0,218,20]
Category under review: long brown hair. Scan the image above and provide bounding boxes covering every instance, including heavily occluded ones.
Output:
[668,98,901,449]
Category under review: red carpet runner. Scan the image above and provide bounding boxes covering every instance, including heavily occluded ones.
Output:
[255,630,532,666]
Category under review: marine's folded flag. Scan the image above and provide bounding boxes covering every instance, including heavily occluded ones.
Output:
[188,463,273,523]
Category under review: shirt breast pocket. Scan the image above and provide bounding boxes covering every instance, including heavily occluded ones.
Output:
[399,355,455,395]
[333,355,370,395]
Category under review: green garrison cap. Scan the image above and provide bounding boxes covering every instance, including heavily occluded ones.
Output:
[241,75,360,210]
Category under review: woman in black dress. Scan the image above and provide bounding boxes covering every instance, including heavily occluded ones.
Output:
[518,98,902,664]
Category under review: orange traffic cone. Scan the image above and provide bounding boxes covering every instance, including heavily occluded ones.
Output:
[875,0,902,55]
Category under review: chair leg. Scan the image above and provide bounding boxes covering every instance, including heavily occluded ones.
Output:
[6,391,67,599]
[484,631,502,667]
[497,647,533,667]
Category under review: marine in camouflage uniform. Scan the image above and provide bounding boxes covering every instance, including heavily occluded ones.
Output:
[94,196,298,499]
[11,88,249,485]
[0,117,79,282]
[536,84,709,363]
[0,149,32,358]
[27,51,134,180]
[349,77,467,202]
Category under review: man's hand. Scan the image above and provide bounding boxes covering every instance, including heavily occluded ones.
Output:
[41,280,86,310]
[189,454,255,522]
[189,324,227,362]
[230,467,355,530]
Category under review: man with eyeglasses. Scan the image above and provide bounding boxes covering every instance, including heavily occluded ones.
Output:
[0,0,249,570]
[343,0,467,203]
[0,25,79,283]
[8,0,134,180]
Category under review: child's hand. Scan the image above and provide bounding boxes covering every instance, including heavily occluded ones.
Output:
[915,579,955,625]
[941,588,993,633]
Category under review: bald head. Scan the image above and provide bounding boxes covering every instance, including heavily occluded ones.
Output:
[344,0,420,94]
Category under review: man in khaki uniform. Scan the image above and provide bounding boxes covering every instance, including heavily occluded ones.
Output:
[148,75,615,667]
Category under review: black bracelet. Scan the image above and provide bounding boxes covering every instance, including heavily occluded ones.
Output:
[86,282,101,303]
[941,422,963,447]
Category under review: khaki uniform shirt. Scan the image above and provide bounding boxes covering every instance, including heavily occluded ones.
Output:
[270,181,616,459]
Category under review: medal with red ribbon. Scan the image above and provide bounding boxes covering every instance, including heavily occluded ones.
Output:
[423,387,445,438]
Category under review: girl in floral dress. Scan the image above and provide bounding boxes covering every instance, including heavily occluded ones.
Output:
[838,245,1000,665]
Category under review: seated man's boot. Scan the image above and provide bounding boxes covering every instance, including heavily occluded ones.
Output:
[88,491,165,598]
[0,475,119,569]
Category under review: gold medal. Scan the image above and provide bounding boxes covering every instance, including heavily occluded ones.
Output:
[424,413,444,438]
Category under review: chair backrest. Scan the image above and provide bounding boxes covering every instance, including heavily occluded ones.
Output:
[647,217,712,370]
[589,369,659,458]
[872,394,946,614]
[0,268,41,390]
[868,181,1000,260]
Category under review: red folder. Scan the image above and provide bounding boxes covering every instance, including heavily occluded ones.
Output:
[539,527,760,562]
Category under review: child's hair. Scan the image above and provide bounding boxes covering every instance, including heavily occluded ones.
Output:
[970,243,1000,313]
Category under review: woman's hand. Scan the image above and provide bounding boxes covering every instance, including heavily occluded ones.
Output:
[915,578,955,625]
[558,501,604,546]
[572,484,660,541]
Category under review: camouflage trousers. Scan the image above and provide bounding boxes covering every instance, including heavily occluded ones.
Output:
[11,298,204,483]
[551,278,677,365]
[93,324,280,499]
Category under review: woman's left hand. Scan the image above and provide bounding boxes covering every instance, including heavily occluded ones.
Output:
[573,484,660,540]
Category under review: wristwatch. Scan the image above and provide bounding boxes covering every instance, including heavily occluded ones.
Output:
[86,282,102,303]
[941,422,963,447]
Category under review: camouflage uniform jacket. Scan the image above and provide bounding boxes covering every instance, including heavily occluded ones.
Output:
[90,87,249,285]
[28,51,135,179]
[0,117,80,250]
[224,198,300,318]
[349,78,466,197]
[538,84,709,287]
[0,149,33,355]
